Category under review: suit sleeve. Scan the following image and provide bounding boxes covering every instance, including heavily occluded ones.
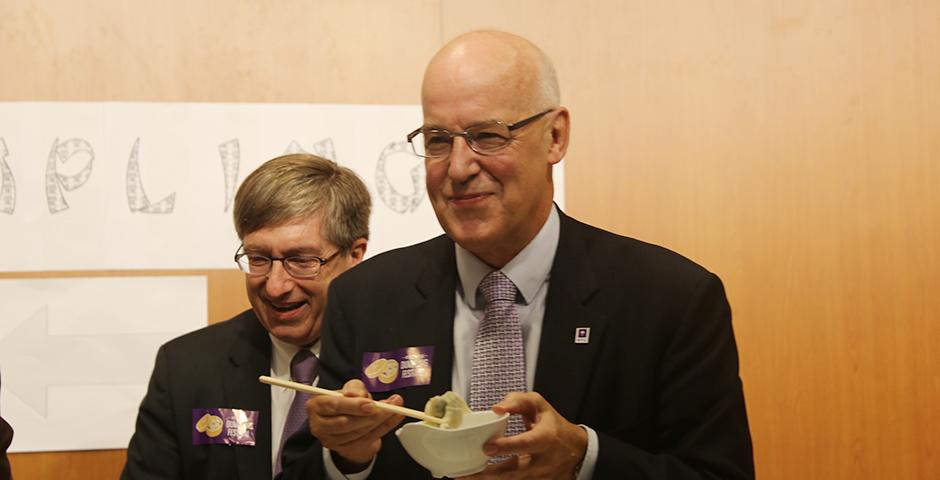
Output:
[122,345,182,480]
[0,401,12,480]
[595,273,755,479]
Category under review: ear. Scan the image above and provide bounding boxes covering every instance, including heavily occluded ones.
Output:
[346,237,368,265]
[546,107,570,166]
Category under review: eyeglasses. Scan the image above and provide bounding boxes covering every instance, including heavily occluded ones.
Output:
[234,245,342,279]
[406,108,555,160]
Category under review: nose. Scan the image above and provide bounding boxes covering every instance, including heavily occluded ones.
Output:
[446,136,481,182]
[264,260,296,298]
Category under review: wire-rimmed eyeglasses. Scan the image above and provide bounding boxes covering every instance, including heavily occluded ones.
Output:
[406,108,555,160]
[234,245,341,279]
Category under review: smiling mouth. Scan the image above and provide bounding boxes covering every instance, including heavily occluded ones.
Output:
[452,192,490,203]
[269,301,305,313]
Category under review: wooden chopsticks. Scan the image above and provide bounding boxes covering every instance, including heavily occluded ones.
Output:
[258,375,444,424]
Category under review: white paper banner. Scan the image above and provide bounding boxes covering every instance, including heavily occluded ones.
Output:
[0,276,207,452]
[0,102,454,271]
[0,102,567,272]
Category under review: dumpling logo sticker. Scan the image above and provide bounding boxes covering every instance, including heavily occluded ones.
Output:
[361,346,434,392]
[192,408,258,445]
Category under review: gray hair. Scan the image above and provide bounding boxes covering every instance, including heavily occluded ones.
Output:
[233,153,371,250]
[534,46,560,108]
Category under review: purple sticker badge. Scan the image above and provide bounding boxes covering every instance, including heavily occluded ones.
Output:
[192,408,258,446]
[361,346,435,392]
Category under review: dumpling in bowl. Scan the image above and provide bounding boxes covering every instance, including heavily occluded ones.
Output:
[423,391,471,429]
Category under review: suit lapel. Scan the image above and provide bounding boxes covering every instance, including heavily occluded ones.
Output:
[223,312,273,479]
[409,236,457,403]
[369,238,458,476]
[534,213,609,420]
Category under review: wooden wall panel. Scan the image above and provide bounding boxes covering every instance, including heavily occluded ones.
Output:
[2,1,938,479]
[1,1,442,478]
[9,449,125,479]
[442,1,940,479]
[0,0,441,103]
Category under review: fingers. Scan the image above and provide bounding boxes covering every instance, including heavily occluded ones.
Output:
[372,405,406,438]
[305,381,405,466]
[485,427,548,457]
[340,379,371,398]
[326,402,402,449]
[491,391,545,422]
[307,379,399,418]
[379,393,404,407]
[477,392,587,478]
[332,393,406,442]
[308,394,403,438]
[374,394,406,434]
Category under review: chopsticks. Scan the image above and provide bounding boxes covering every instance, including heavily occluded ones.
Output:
[258,375,444,424]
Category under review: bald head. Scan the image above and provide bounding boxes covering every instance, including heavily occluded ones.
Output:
[418,30,570,267]
[422,30,559,115]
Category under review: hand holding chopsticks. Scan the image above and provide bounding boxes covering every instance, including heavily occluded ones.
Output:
[258,375,443,424]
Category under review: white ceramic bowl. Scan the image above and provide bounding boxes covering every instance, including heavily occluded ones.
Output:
[395,411,509,478]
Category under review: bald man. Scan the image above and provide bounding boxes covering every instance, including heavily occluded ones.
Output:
[279,31,754,479]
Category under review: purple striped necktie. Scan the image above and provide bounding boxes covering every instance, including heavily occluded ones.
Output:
[469,270,527,445]
[274,348,318,475]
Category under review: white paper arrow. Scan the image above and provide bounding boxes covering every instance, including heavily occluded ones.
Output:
[0,305,176,418]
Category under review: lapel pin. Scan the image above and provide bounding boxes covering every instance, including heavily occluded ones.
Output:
[574,327,590,344]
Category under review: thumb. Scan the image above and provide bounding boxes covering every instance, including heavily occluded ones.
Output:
[492,391,539,417]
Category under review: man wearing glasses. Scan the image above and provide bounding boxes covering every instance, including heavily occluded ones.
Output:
[124,154,371,479]
[282,31,753,479]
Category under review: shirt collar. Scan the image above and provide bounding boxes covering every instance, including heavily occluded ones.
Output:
[456,206,560,309]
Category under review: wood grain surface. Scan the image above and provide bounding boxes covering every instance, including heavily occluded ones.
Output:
[2,1,937,478]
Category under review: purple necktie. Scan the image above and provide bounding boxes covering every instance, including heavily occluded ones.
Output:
[469,270,527,444]
[274,349,318,475]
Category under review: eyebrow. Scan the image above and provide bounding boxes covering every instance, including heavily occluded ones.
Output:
[423,118,502,131]
[242,246,327,257]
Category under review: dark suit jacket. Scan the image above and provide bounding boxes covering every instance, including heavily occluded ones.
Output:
[281,211,754,479]
[1,372,12,480]
[123,310,274,480]
[0,413,9,480]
